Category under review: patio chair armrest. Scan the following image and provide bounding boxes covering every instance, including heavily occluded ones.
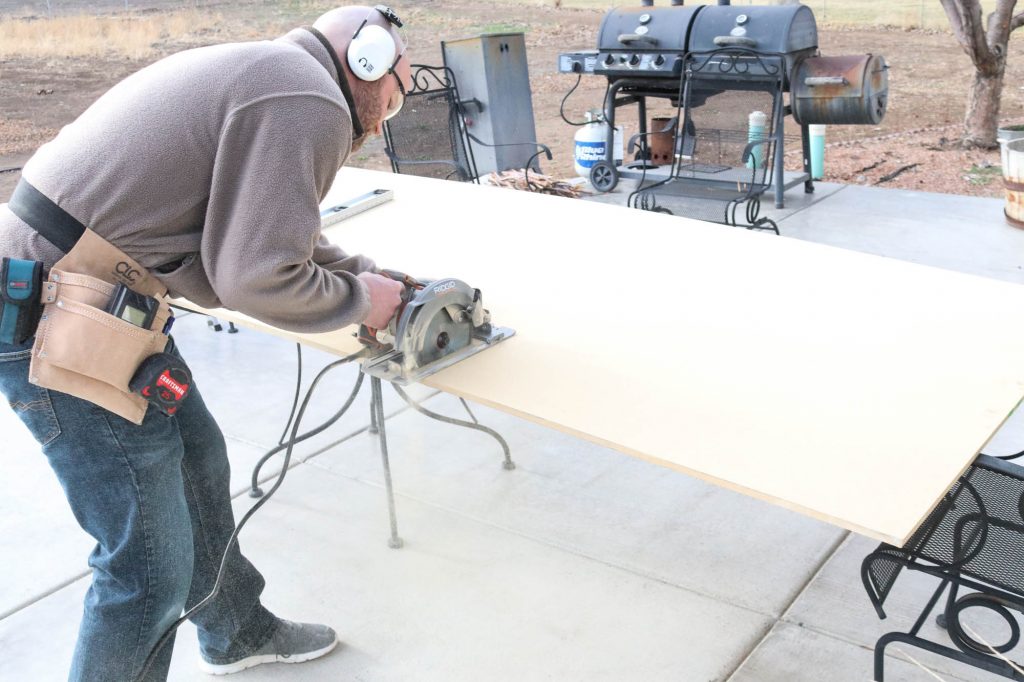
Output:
[457,98,484,114]
[982,449,1024,462]
[741,138,772,166]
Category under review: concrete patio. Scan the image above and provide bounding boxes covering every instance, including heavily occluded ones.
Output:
[2,178,1023,681]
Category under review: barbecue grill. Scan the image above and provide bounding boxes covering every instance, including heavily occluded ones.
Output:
[559,0,889,209]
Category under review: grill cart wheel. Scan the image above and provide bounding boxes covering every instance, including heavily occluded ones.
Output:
[590,161,619,193]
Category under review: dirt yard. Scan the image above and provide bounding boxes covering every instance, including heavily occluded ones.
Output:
[1,0,1023,200]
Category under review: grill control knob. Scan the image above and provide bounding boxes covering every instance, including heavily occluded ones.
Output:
[654,55,666,67]
[629,54,641,66]
[604,54,615,66]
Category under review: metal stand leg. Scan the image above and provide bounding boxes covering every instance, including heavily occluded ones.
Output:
[392,385,515,472]
[459,398,479,424]
[801,122,815,194]
[774,110,786,209]
[368,397,379,435]
[370,376,404,549]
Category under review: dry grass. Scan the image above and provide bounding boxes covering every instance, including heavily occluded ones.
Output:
[0,11,221,59]
[0,118,55,156]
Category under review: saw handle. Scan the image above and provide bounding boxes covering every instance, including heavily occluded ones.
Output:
[379,268,427,290]
[356,271,421,349]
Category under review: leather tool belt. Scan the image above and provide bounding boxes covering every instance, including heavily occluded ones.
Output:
[9,179,174,424]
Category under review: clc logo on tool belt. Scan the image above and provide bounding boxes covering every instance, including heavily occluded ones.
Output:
[114,261,140,285]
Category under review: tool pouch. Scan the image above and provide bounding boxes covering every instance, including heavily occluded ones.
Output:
[0,258,44,345]
[29,231,172,425]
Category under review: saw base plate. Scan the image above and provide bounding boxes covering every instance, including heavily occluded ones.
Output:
[359,325,515,386]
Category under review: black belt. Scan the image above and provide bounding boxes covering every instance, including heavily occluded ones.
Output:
[7,178,185,273]
[8,178,86,254]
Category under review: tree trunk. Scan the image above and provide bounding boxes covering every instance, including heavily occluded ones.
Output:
[963,64,1007,148]
[938,0,1022,148]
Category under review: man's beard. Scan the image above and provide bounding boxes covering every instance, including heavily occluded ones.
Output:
[349,86,383,153]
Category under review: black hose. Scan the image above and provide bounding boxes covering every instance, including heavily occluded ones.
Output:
[560,73,589,127]
[135,353,359,681]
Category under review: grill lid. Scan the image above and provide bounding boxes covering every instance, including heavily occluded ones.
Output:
[688,5,817,55]
[597,5,702,53]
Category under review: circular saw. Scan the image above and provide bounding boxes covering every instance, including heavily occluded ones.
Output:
[356,271,514,385]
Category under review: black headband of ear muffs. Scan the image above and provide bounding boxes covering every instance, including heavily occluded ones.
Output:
[304,26,364,141]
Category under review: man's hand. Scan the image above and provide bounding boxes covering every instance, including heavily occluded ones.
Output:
[357,272,405,329]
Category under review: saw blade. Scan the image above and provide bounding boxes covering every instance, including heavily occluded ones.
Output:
[396,279,476,370]
[405,302,472,371]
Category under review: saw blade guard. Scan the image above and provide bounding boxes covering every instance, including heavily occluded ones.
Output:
[396,278,476,369]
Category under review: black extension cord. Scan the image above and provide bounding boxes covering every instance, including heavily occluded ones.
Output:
[134,352,360,681]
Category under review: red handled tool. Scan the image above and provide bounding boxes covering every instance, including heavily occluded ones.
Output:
[129,353,193,416]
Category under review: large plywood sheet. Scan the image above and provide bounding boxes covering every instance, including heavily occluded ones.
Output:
[185,168,1024,546]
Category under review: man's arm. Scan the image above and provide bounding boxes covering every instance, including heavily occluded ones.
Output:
[200,92,371,333]
[313,233,376,274]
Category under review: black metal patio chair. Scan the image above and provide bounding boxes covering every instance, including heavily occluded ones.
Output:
[383,64,551,184]
[628,49,784,235]
[862,449,1024,681]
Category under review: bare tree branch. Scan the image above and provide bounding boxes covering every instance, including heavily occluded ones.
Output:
[939,0,968,41]
[941,0,994,64]
[1011,11,1024,31]
[987,0,1016,47]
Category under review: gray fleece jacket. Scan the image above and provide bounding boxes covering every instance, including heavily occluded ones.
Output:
[0,28,373,333]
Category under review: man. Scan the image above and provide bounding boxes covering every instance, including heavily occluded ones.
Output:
[0,5,410,680]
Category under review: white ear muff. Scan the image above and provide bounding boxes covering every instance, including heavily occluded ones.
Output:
[347,24,396,81]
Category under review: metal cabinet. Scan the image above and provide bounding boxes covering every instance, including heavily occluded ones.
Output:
[442,33,541,174]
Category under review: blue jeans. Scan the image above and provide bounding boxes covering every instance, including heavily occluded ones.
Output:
[0,336,279,681]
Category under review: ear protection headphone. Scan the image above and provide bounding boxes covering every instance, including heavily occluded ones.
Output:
[304,6,404,141]
[347,5,403,82]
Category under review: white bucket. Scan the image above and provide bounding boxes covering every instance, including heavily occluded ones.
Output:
[1003,138,1024,229]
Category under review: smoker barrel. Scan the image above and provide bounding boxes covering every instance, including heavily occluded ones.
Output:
[791,54,889,125]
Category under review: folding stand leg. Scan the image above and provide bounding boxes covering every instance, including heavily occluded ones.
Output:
[370,375,404,549]
[392,384,515,471]
[368,394,380,435]
[459,398,479,424]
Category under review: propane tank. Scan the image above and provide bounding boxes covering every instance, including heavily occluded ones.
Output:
[574,111,623,178]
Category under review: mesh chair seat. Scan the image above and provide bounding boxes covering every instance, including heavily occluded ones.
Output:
[864,457,1024,609]
[861,453,1024,681]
